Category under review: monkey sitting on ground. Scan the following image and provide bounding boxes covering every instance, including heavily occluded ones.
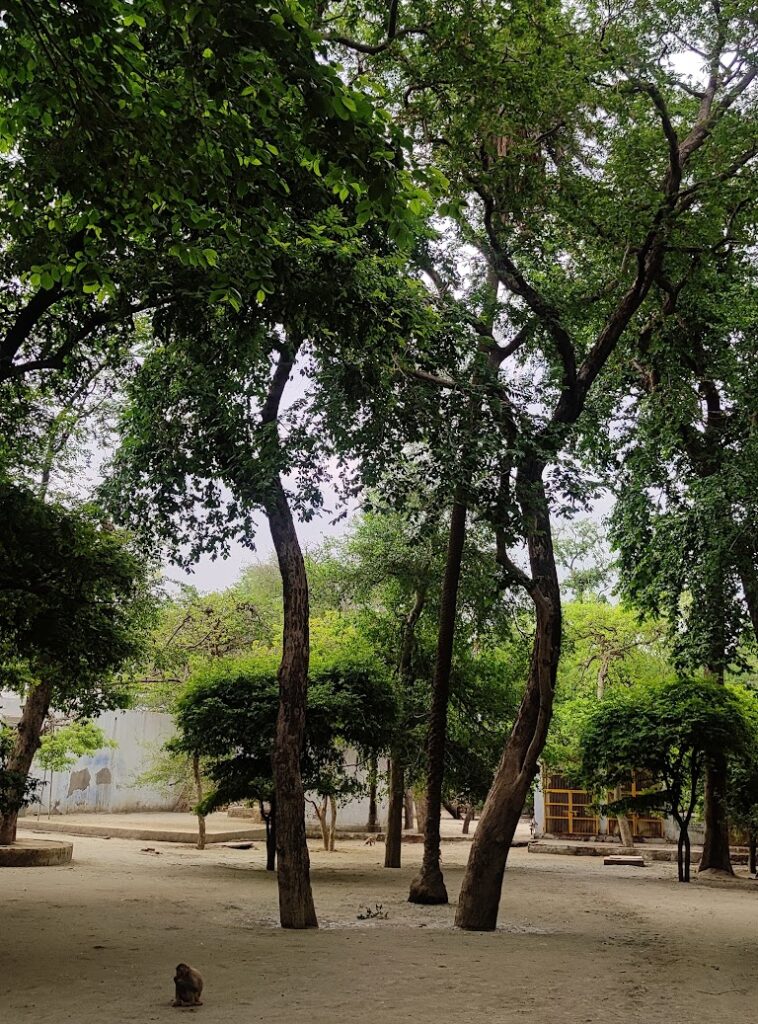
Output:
[172,963,203,1007]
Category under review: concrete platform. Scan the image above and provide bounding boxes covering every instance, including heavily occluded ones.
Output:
[604,855,646,866]
[0,837,73,867]
[529,840,748,865]
[19,812,265,845]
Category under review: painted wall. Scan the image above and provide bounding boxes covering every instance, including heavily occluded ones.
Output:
[0,694,180,816]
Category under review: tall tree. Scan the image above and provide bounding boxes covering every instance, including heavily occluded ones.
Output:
[326,0,758,927]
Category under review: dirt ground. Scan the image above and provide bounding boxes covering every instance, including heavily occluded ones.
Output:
[2,832,757,1024]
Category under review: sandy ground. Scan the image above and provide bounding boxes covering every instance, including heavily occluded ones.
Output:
[2,831,757,1024]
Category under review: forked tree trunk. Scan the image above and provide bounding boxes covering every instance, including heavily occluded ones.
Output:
[310,797,330,851]
[264,476,318,929]
[456,467,561,931]
[409,497,467,905]
[699,755,734,874]
[404,789,415,830]
[192,752,206,851]
[0,678,53,845]
[384,757,404,868]
[366,756,380,833]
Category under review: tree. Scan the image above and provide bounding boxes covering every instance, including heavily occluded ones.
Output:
[579,678,749,882]
[174,649,396,869]
[0,481,152,844]
[609,263,758,873]
[325,0,758,927]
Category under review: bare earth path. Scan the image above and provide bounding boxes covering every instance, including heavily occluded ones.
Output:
[2,834,756,1024]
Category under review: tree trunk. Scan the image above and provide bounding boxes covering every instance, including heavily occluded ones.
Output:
[442,799,461,820]
[328,795,337,852]
[192,752,206,851]
[366,755,379,832]
[749,831,757,875]
[0,678,53,845]
[462,805,473,835]
[261,799,277,872]
[699,754,734,874]
[456,466,561,931]
[264,476,318,929]
[384,757,404,868]
[404,789,415,830]
[616,814,634,848]
[682,827,691,882]
[409,497,468,905]
[310,798,330,851]
[415,790,427,834]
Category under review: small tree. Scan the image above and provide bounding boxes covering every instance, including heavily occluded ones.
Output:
[726,693,758,875]
[0,482,152,845]
[579,678,748,882]
[174,653,396,869]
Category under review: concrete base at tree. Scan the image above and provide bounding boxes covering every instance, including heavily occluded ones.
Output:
[604,854,646,866]
[0,836,73,867]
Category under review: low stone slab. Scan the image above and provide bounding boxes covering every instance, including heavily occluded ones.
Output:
[24,820,265,844]
[604,855,646,867]
[0,836,73,867]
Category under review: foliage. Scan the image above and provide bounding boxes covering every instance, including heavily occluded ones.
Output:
[173,649,397,814]
[0,480,154,713]
[36,720,114,773]
[0,725,40,819]
[578,677,750,879]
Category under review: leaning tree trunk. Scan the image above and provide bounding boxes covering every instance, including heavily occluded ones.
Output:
[0,678,53,845]
[409,497,468,905]
[384,757,405,868]
[456,467,561,931]
[264,476,318,929]
[699,755,733,873]
[192,752,206,851]
[616,813,634,849]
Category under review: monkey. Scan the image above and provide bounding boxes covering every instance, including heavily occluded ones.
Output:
[172,963,203,1007]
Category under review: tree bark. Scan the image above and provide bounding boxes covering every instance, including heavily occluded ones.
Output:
[366,755,380,832]
[409,497,468,905]
[616,813,634,849]
[415,790,427,834]
[261,799,277,872]
[749,831,756,875]
[404,789,415,830]
[442,799,461,820]
[328,795,337,852]
[456,466,561,930]
[384,757,404,868]
[310,797,330,851]
[264,476,318,929]
[699,754,734,874]
[462,805,473,835]
[0,679,53,845]
[192,752,206,851]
